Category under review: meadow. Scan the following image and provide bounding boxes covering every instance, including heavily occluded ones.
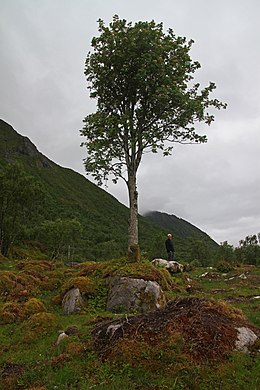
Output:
[0,251,259,390]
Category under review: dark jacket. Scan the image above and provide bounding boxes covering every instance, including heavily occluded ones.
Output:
[165,238,174,253]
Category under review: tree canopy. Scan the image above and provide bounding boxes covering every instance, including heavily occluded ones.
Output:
[81,16,226,256]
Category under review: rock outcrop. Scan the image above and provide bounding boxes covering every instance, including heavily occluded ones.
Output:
[152,258,184,273]
[106,276,166,313]
[62,288,84,315]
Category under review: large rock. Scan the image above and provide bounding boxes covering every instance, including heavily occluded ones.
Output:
[62,287,84,315]
[106,276,166,313]
[152,258,184,273]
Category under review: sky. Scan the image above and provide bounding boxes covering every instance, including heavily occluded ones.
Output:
[1,0,260,247]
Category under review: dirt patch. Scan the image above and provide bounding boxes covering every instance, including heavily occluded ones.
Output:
[226,295,260,303]
[0,362,25,378]
[92,297,259,362]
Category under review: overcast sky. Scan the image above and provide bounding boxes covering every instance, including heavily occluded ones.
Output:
[1,0,260,246]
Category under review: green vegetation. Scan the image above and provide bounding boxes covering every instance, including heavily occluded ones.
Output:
[38,218,83,260]
[0,253,259,390]
[1,119,259,389]
[0,162,44,257]
[0,119,220,264]
[81,16,226,256]
[0,119,166,261]
[145,211,219,266]
[216,237,260,266]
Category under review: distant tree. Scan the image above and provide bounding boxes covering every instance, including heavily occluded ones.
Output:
[81,16,226,260]
[216,241,235,263]
[39,218,83,260]
[147,232,166,260]
[187,236,211,266]
[0,163,44,256]
[235,234,260,265]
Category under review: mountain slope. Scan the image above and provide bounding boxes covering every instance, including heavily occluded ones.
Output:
[0,119,162,259]
[144,211,218,249]
[0,119,218,261]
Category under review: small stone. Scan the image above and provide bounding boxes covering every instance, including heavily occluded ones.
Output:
[235,327,257,352]
[56,331,69,345]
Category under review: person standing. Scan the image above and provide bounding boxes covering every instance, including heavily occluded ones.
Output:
[165,233,174,261]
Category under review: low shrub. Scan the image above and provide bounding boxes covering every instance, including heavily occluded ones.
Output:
[189,259,202,268]
[216,260,234,273]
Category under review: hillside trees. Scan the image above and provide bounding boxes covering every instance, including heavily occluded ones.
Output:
[0,163,45,256]
[38,218,83,260]
[81,16,226,260]
[216,241,235,264]
[235,234,260,265]
[186,235,212,266]
[215,236,260,266]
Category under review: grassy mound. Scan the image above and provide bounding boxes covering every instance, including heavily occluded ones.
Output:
[92,297,259,363]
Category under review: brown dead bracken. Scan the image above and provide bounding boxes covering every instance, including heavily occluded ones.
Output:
[92,297,259,362]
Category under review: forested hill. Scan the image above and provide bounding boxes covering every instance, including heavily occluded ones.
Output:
[0,119,218,261]
[144,211,219,249]
[0,119,164,259]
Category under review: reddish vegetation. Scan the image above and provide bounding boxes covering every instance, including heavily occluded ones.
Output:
[92,297,259,362]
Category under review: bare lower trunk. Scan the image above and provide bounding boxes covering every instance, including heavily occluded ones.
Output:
[127,171,140,262]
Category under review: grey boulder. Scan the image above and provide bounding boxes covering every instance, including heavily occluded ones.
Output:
[106,276,166,313]
[62,287,84,315]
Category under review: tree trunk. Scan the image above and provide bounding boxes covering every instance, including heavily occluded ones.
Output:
[0,235,11,257]
[127,171,140,262]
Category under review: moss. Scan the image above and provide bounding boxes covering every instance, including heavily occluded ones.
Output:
[205,299,246,321]
[40,277,63,291]
[0,271,18,296]
[21,312,59,343]
[110,339,150,365]
[111,259,176,292]
[64,341,85,357]
[0,270,40,299]
[92,297,258,363]
[79,261,113,277]
[62,276,96,296]
[16,260,58,272]
[128,244,141,263]
[24,298,46,316]
[0,302,26,323]
[51,294,62,305]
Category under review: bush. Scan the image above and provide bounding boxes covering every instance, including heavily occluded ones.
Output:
[215,260,233,273]
[189,259,202,268]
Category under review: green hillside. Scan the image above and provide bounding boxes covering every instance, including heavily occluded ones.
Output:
[145,210,218,248]
[0,119,166,260]
[144,211,219,264]
[0,119,218,262]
